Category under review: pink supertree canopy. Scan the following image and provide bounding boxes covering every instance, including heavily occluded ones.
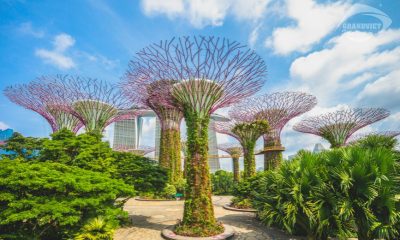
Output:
[4,81,82,133]
[293,107,390,148]
[229,92,317,146]
[346,130,400,145]
[35,75,135,133]
[125,36,267,114]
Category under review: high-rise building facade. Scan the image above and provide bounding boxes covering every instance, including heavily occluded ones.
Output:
[113,117,137,150]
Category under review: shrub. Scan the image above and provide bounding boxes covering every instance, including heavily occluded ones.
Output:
[75,217,114,240]
[253,141,400,240]
[211,170,234,195]
[0,160,134,239]
[112,151,168,195]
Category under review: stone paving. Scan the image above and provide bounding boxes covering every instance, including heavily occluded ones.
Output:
[114,196,297,240]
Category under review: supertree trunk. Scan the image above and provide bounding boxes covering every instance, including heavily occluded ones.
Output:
[263,132,283,170]
[242,141,256,179]
[181,109,217,232]
[159,126,182,183]
[232,156,240,183]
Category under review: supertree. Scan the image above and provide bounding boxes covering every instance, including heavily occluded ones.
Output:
[230,92,317,170]
[218,143,243,183]
[126,36,266,235]
[293,108,390,148]
[4,82,82,133]
[215,119,269,179]
[346,130,400,145]
[121,79,183,184]
[36,75,134,134]
[114,145,155,156]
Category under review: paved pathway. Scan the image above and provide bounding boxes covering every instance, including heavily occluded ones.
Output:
[115,196,297,240]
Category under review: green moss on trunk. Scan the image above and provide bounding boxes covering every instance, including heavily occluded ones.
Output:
[264,151,282,170]
[243,141,256,179]
[176,109,222,236]
[232,156,240,183]
[159,128,182,183]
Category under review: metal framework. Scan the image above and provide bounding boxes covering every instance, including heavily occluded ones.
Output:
[4,81,82,133]
[346,130,400,145]
[113,145,155,156]
[230,92,317,169]
[125,36,267,115]
[35,75,134,133]
[125,36,266,232]
[218,143,243,182]
[230,92,317,147]
[293,107,390,148]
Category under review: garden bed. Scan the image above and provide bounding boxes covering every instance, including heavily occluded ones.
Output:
[223,203,257,213]
[161,224,235,240]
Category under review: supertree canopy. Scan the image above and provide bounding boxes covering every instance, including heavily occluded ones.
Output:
[4,82,82,133]
[114,145,155,156]
[37,75,133,134]
[122,79,183,184]
[215,119,269,179]
[126,36,266,235]
[218,143,243,183]
[293,107,390,148]
[230,92,317,170]
[346,130,400,145]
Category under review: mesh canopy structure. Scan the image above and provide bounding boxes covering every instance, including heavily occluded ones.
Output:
[293,107,390,148]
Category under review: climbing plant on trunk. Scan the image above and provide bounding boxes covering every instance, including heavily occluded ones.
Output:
[123,36,266,236]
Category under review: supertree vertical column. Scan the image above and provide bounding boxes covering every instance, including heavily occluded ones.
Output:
[218,143,243,183]
[121,79,184,184]
[215,119,269,179]
[4,80,82,133]
[126,36,266,236]
[293,107,390,148]
[230,92,317,170]
[41,75,134,135]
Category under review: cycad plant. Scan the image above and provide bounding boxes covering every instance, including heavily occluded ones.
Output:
[75,217,114,240]
[328,147,399,240]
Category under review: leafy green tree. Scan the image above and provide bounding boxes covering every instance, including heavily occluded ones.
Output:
[0,160,134,239]
[112,151,168,195]
[211,170,234,195]
[39,129,116,174]
[1,132,44,159]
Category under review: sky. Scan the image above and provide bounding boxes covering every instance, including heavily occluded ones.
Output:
[1,0,399,169]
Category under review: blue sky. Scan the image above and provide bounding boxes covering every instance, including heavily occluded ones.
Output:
[1,0,400,166]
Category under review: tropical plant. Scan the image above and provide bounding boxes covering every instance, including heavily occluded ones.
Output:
[75,217,114,240]
[0,160,134,239]
[211,170,234,195]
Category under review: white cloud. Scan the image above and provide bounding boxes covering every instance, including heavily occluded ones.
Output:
[0,122,10,130]
[266,0,351,55]
[17,22,45,38]
[289,30,400,105]
[141,0,270,28]
[357,70,400,110]
[35,33,76,70]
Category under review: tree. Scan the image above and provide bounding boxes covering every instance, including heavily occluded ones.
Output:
[211,170,234,195]
[39,129,117,175]
[1,132,44,160]
[293,108,390,148]
[126,36,266,236]
[215,119,270,179]
[4,81,82,133]
[112,151,168,195]
[230,92,317,170]
[122,79,183,184]
[0,160,134,239]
